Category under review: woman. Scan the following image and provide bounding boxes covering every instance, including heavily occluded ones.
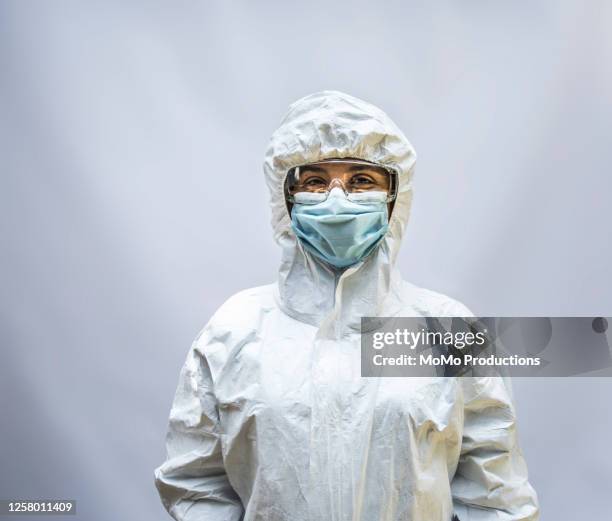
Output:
[154,91,540,521]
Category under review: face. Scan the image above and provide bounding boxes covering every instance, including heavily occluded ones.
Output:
[285,159,396,217]
[297,161,390,193]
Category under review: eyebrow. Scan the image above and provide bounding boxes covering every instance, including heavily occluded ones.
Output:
[299,165,328,174]
[348,164,385,173]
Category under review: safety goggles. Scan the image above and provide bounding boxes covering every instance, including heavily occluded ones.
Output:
[284,159,398,205]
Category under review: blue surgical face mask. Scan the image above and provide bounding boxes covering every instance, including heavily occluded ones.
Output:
[290,188,389,269]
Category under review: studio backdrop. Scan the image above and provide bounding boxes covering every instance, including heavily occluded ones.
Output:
[1,2,611,520]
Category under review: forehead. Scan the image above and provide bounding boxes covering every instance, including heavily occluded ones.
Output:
[300,160,388,176]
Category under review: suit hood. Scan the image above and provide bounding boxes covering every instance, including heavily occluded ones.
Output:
[263,91,417,334]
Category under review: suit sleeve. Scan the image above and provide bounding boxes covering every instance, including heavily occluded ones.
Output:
[154,332,244,520]
[451,376,540,521]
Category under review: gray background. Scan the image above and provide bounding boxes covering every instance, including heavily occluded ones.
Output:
[1,1,611,520]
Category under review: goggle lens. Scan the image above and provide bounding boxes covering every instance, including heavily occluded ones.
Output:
[285,159,398,204]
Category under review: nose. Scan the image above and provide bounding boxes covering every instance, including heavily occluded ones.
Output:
[327,186,348,199]
[327,178,349,197]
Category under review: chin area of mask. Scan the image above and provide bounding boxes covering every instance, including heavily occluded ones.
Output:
[290,188,389,269]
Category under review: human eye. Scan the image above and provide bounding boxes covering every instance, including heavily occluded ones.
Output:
[298,175,328,192]
[304,176,327,186]
[350,174,376,186]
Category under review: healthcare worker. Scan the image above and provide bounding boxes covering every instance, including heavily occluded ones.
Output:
[154,91,540,521]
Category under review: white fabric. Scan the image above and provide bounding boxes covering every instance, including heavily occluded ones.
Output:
[154,91,540,520]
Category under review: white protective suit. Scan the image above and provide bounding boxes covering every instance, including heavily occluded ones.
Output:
[154,91,540,521]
